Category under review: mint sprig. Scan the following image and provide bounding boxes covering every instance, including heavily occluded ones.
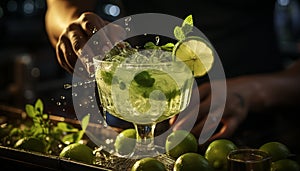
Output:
[174,14,194,41]
[144,42,174,52]
[6,99,90,154]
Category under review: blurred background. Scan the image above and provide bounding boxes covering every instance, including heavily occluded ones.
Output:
[0,0,300,118]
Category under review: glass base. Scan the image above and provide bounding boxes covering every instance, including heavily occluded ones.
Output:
[94,146,175,171]
[128,145,164,159]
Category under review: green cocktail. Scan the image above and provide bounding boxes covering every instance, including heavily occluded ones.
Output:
[93,44,194,158]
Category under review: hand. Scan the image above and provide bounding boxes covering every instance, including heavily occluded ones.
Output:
[56,12,126,74]
[170,77,251,144]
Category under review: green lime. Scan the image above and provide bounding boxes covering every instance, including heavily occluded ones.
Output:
[271,159,300,171]
[59,143,94,164]
[259,141,291,162]
[174,152,213,171]
[131,157,167,171]
[172,36,214,77]
[114,128,136,156]
[14,137,47,153]
[204,139,237,171]
[165,130,198,159]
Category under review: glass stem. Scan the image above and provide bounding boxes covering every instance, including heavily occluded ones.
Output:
[133,123,156,156]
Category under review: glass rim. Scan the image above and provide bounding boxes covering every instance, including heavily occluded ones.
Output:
[227,148,272,163]
[93,56,180,67]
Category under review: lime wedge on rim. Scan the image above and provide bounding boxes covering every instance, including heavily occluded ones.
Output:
[172,36,214,77]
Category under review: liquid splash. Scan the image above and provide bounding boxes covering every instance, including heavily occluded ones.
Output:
[124,16,132,32]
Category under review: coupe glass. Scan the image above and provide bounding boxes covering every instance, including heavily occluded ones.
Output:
[93,52,194,159]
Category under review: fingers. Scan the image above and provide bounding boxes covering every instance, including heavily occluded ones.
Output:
[56,35,77,74]
[105,23,127,44]
[172,86,211,129]
[55,12,127,75]
[206,117,239,144]
[192,106,224,144]
[198,82,211,101]
[67,23,88,57]
[171,104,200,131]
[80,12,113,51]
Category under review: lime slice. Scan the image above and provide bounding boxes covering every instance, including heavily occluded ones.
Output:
[173,36,214,77]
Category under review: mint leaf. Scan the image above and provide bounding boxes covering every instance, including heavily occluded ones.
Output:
[81,114,90,132]
[160,43,174,51]
[174,15,194,41]
[144,42,158,49]
[174,26,185,41]
[35,98,43,113]
[182,24,193,36]
[134,71,155,87]
[182,14,193,27]
[62,130,84,144]
[25,104,35,118]
[57,122,79,132]
[101,71,113,85]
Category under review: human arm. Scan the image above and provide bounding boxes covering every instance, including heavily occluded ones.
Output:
[45,0,98,47]
[171,59,300,141]
[45,0,126,73]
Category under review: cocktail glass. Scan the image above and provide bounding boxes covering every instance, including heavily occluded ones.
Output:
[93,50,194,159]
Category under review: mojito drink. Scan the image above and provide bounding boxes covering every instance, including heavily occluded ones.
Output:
[95,60,193,124]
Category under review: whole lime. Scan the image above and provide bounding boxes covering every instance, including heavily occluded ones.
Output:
[271,159,300,171]
[114,128,136,156]
[174,152,213,171]
[259,141,291,162]
[14,137,47,153]
[165,130,198,159]
[131,157,167,171]
[59,143,94,164]
[204,139,237,171]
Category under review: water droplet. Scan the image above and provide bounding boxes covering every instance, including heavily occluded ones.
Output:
[62,108,66,112]
[60,96,65,100]
[93,40,99,45]
[78,82,83,86]
[124,16,131,26]
[64,84,72,89]
[125,27,130,32]
[92,27,98,34]
[89,74,95,78]
[78,67,84,71]
[105,139,113,145]
[72,93,78,97]
[155,36,160,45]
[56,102,61,106]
